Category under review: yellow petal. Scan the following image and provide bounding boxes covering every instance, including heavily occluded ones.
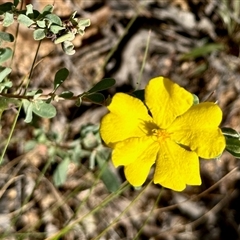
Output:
[124,144,159,187]
[154,139,201,191]
[145,77,193,128]
[168,102,226,158]
[112,136,159,167]
[100,93,152,146]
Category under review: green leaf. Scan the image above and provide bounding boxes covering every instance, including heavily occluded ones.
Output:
[14,0,20,7]
[0,31,14,42]
[222,127,240,138]
[88,78,116,93]
[59,91,74,99]
[78,18,91,28]
[222,127,240,158]
[77,19,91,35]
[45,13,62,26]
[53,157,70,187]
[0,2,13,14]
[0,67,11,82]
[33,29,46,40]
[132,89,144,101]
[96,152,120,192]
[181,43,224,60]
[22,99,33,123]
[225,138,240,158]
[75,97,82,107]
[61,40,75,55]
[17,14,35,27]
[0,80,12,92]
[32,101,56,118]
[193,94,199,105]
[54,33,75,44]
[26,4,33,16]
[69,11,77,20]
[50,25,65,34]
[41,4,54,14]
[54,68,69,90]
[83,93,105,104]
[36,20,46,28]
[0,47,12,64]
[3,12,14,27]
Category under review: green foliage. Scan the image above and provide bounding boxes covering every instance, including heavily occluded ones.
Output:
[53,68,69,90]
[3,11,14,26]
[0,67,11,83]
[192,94,199,105]
[22,97,57,123]
[0,31,14,42]
[0,47,12,64]
[222,127,240,158]
[0,2,91,55]
[33,29,45,40]
[0,2,14,14]
[83,93,105,105]
[53,157,71,187]
[132,89,145,101]
[61,40,75,55]
[0,3,116,123]
[88,78,116,93]
[17,14,35,27]
[96,152,121,193]
[25,124,119,192]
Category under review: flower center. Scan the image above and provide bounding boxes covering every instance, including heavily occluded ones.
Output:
[152,129,170,142]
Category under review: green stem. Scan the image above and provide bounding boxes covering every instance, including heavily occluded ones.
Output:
[135,30,151,90]
[93,181,153,240]
[0,40,42,164]
[0,101,22,164]
[101,11,139,71]
[9,0,24,68]
[133,187,163,239]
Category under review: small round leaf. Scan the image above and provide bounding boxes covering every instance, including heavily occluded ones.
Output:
[17,14,35,27]
[0,47,12,64]
[32,101,56,118]
[33,29,46,40]
[0,31,14,42]
[54,68,69,90]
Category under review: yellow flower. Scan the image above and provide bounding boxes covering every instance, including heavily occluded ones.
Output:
[100,77,226,191]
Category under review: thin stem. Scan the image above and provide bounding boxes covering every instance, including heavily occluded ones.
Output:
[9,0,24,68]
[133,187,163,239]
[135,30,151,90]
[93,181,153,240]
[0,101,22,165]
[24,40,42,93]
[101,12,139,71]
[0,40,42,164]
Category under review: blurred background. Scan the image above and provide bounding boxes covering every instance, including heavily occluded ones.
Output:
[1,0,240,239]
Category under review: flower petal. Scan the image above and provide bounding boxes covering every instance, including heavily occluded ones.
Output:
[100,93,152,146]
[145,77,193,128]
[154,139,201,191]
[168,102,226,158]
[112,136,159,167]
